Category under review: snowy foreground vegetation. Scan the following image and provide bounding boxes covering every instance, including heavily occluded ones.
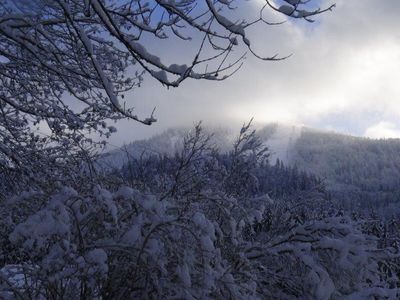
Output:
[1,0,399,298]
[1,123,400,299]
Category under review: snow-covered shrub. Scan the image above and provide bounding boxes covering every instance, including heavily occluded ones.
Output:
[5,190,396,299]
[2,185,256,298]
[1,124,399,299]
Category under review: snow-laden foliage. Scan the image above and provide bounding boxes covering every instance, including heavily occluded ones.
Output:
[1,124,399,299]
[0,0,333,195]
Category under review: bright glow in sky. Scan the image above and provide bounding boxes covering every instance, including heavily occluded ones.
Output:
[365,122,400,139]
[108,0,400,145]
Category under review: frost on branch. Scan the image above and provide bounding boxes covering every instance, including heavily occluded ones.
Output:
[268,0,336,22]
[0,0,333,193]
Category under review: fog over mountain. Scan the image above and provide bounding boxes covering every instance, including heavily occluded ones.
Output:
[104,0,400,146]
[3,0,400,298]
[102,123,400,216]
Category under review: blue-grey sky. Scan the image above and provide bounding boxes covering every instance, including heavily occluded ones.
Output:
[107,0,400,145]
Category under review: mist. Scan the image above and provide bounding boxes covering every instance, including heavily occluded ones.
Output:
[106,0,400,146]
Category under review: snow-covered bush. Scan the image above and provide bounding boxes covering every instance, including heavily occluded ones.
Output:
[3,186,255,298]
[3,187,396,299]
[2,124,399,299]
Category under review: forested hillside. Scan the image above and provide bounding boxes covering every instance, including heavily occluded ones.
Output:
[102,123,400,216]
[290,128,400,214]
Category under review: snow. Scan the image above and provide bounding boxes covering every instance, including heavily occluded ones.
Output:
[9,198,71,250]
[262,123,303,164]
[115,186,137,198]
[169,64,188,75]
[151,70,168,82]
[85,248,108,275]
[129,41,162,66]
[278,5,295,16]
[284,0,300,5]
[95,186,118,222]
[214,14,245,36]
[0,265,31,289]
[193,212,216,239]
[6,1,396,299]
[176,264,191,287]
[200,235,214,252]
[122,224,141,244]
[204,0,249,46]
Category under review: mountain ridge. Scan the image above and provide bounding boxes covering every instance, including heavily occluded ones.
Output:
[99,123,400,215]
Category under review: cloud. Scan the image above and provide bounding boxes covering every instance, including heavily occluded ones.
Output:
[108,0,400,145]
[364,122,400,139]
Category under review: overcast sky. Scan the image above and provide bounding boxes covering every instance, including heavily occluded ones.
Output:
[107,0,400,146]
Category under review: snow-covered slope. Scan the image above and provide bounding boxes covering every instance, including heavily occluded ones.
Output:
[98,128,186,170]
[99,123,310,169]
[258,123,303,164]
[98,126,234,170]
